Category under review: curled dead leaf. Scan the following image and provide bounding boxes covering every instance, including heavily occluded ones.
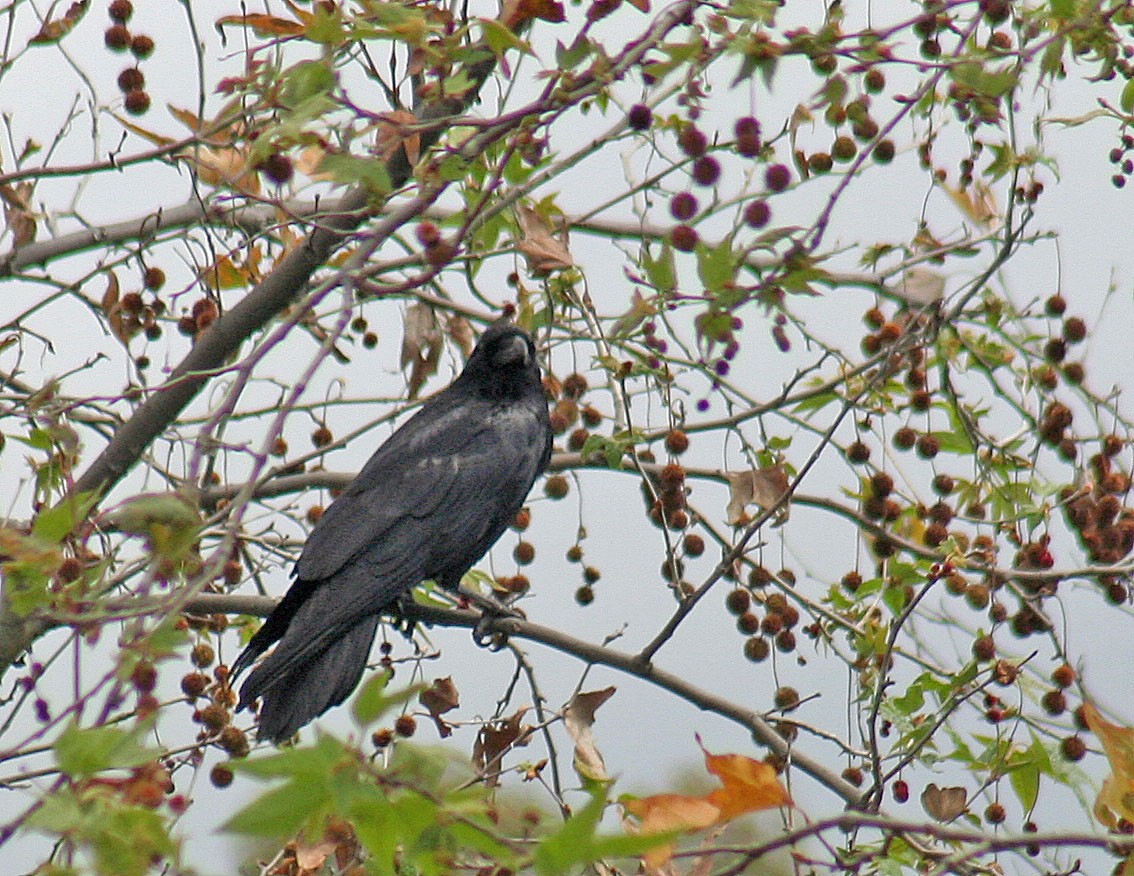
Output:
[515,204,574,276]
[1,181,36,246]
[473,707,531,787]
[420,676,460,738]
[724,464,790,527]
[920,783,967,822]
[400,303,443,399]
[563,686,615,782]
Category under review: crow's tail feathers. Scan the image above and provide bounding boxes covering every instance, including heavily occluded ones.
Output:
[237,616,381,743]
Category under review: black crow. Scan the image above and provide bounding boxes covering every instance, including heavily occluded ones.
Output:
[231,320,552,742]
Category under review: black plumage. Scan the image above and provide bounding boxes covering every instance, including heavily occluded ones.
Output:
[232,320,552,742]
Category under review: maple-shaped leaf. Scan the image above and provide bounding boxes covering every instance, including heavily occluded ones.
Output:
[623,741,791,868]
[515,204,574,276]
[724,464,790,526]
[1084,702,1134,829]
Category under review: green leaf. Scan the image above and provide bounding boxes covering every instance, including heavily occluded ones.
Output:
[33,492,98,544]
[54,722,157,778]
[282,60,336,108]
[224,782,328,837]
[696,236,737,293]
[352,671,421,725]
[316,152,392,196]
[535,782,607,875]
[1122,79,1134,115]
[1049,0,1076,18]
[641,244,676,294]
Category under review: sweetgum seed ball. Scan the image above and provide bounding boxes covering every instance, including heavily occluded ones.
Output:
[670,191,698,221]
[725,588,751,615]
[575,585,594,605]
[105,24,130,51]
[743,636,770,662]
[664,429,690,454]
[628,104,652,130]
[260,153,293,185]
[832,136,857,162]
[1045,294,1067,316]
[394,715,417,737]
[109,0,134,23]
[544,474,569,499]
[670,224,698,252]
[691,156,721,187]
[124,89,150,116]
[873,140,896,164]
[130,34,155,59]
[808,152,833,173]
[743,200,771,229]
[683,533,705,556]
[734,116,761,157]
[764,163,791,192]
[209,763,234,788]
[678,126,708,158]
[864,68,885,93]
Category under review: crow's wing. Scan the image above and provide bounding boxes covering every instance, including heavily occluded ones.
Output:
[295,391,548,598]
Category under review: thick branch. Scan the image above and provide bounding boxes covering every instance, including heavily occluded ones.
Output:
[182,592,862,804]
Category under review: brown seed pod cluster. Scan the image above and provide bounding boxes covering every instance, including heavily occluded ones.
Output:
[643,461,688,530]
[1059,445,1134,566]
[105,2,155,115]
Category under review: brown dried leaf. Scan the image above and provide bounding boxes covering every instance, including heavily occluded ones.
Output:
[375,110,421,166]
[921,783,967,822]
[1,182,36,246]
[472,708,531,787]
[400,303,443,399]
[563,686,615,782]
[446,314,475,357]
[179,145,260,194]
[28,0,87,45]
[101,271,120,314]
[420,676,460,738]
[515,204,574,275]
[500,0,566,30]
[295,838,337,874]
[724,464,790,527]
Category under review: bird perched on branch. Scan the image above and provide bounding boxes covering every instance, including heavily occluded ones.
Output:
[232,320,552,742]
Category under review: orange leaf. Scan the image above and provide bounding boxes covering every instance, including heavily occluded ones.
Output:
[215,13,305,38]
[420,676,459,738]
[623,794,720,869]
[702,748,792,821]
[624,743,791,869]
[1084,702,1134,830]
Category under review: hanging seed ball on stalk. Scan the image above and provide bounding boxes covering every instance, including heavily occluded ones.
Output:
[735,116,761,157]
[130,34,155,59]
[628,104,652,130]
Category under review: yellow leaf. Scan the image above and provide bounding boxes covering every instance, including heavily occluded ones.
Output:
[1084,702,1134,830]
[944,180,999,229]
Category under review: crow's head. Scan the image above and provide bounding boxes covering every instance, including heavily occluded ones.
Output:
[463,320,542,399]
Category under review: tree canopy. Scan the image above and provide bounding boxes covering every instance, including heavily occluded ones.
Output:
[3,0,1134,874]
